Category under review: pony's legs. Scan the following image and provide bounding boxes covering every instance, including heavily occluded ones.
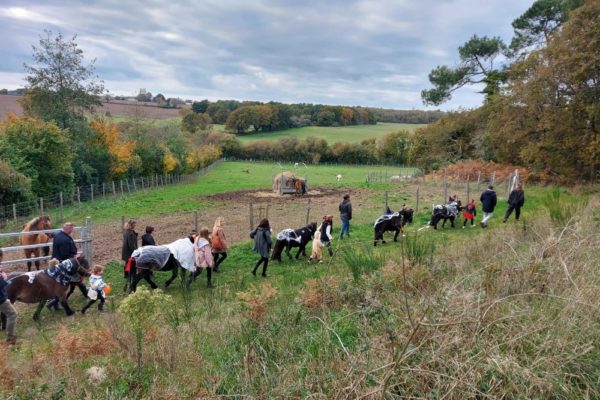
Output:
[295,245,303,259]
[143,275,158,289]
[60,299,75,316]
[165,265,179,287]
[393,229,400,242]
[450,217,455,228]
[33,301,45,321]
[286,244,293,259]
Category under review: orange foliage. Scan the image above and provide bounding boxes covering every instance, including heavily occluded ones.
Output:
[429,160,531,182]
[90,118,135,177]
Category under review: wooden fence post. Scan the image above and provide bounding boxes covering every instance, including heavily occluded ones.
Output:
[102,183,106,197]
[133,177,137,192]
[77,187,81,207]
[120,180,124,196]
[476,171,481,192]
[126,179,131,193]
[39,197,44,215]
[112,181,116,195]
[90,184,94,201]
[415,186,420,214]
[194,211,198,232]
[384,191,389,211]
[305,199,311,225]
[12,203,17,222]
[84,216,92,261]
[443,169,448,204]
[466,176,471,202]
[249,203,254,231]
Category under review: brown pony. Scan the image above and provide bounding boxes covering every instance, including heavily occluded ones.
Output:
[4,256,90,321]
[20,215,53,271]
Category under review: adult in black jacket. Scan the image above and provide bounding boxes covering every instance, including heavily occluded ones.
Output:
[141,226,156,246]
[52,222,78,262]
[479,185,497,228]
[122,219,138,262]
[504,184,525,222]
[339,194,352,239]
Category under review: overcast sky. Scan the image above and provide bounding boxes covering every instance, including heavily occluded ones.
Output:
[0,0,530,110]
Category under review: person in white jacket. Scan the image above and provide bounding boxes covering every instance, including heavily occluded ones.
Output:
[82,265,108,314]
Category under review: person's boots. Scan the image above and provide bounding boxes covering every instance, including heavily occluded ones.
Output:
[327,246,334,257]
[261,264,268,278]
[98,302,105,313]
[207,268,214,288]
[81,302,92,314]
[6,336,20,346]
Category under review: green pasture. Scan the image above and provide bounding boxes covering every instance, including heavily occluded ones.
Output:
[236,122,423,144]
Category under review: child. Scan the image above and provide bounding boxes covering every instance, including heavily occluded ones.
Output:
[194,227,215,288]
[308,224,324,263]
[320,215,334,257]
[463,199,477,228]
[141,226,156,246]
[82,265,108,314]
[211,217,228,273]
[250,219,272,277]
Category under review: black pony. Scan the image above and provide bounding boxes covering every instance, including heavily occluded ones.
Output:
[272,223,317,261]
[373,207,414,246]
[429,201,462,229]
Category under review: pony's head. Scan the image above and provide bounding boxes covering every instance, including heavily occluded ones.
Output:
[25,215,52,231]
[75,255,91,277]
[402,208,414,224]
[307,222,317,234]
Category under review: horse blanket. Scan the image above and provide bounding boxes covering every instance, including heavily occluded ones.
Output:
[276,228,302,243]
[374,212,400,227]
[131,246,172,269]
[166,238,195,272]
[45,258,80,285]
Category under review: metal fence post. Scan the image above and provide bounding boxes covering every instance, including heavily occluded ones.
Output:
[305,199,311,225]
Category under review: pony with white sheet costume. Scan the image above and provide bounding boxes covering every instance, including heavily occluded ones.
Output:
[127,236,196,292]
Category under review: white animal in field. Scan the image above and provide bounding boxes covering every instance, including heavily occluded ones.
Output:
[294,162,299,168]
[390,175,402,183]
[336,174,342,182]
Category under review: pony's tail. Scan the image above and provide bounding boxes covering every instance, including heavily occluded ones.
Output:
[271,240,284,261]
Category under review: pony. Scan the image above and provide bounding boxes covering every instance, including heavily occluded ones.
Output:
[429,201,462,229]
[373,207,414,246]
[3,256,90,322]
[128,237,196,292]
[271,223,317,261]
[336,174,342,182]
[273,172,307,195]
[20,215,53,271]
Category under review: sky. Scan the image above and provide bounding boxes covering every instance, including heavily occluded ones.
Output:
[0,0,531,110]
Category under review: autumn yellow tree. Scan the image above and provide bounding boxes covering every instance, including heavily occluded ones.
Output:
[89,118,136,178]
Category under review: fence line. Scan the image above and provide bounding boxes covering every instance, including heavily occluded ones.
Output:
[0,159,223,231]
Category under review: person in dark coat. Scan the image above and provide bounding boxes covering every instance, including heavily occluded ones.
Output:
[122,220,138,262]
[141,226,156,246]
[122,219,138,289]
[320,215,334,257]
[52,222,78,262]
[504,184,525,222]
[250,219,272,277]
[339,194,352,239]
[48,222,87,310]
[479,185,497,228]
[0,249,19,345]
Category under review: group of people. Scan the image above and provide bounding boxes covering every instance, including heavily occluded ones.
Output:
[121,217,229,289]
[449,183,525,228]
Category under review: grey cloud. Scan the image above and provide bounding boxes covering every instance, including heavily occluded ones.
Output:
[0,0,530,109]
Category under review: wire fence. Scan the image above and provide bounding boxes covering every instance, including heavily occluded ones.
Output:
[0,159,223,231]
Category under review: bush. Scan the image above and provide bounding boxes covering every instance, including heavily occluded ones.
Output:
[542,188,589,227]
[342,245,386,281]
[0,159,34,205]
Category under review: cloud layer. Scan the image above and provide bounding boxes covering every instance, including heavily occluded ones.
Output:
[0,0,529,109]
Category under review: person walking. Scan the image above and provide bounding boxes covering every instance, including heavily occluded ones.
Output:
[462,199,477,228]
[211,217,228,273]
[320,215,334,257]
[194,227,215,288]
[339,194,352,239]
[504,184,525,222]
[52,222,78,262]
[480,185,497,228]
[250,219,272,277]
[49,222,86,310]
[81,265,108,314]
[0,249,19,345]
[141,226,156,246]
[121,219,138,290]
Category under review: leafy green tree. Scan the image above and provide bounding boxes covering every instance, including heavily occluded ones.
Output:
[509,0,583,57]
[192,99,210,113]
[181,110,212,133]
[422,35,508,105]
[378,130,412,164]
[316,110,336,126]
[22,30,104,129]
[0,116,74,197]
[0,159,34,205]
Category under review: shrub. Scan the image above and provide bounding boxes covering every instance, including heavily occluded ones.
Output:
[342,245,386,281]
[0,159,34,205]
[541,188,589,227]
[236,282,277,324]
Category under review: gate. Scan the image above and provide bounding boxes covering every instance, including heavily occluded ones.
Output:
[0,217,92,267]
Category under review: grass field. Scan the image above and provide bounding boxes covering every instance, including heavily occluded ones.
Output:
[1,161,598,399]
[236,122,423,144]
